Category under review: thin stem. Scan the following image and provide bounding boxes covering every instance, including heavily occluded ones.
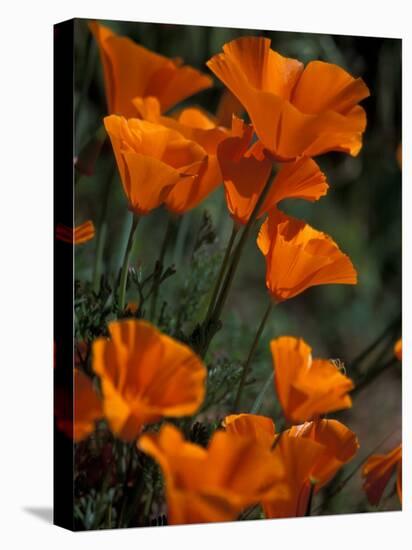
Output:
[233,301,274,412]
[149,215,175,321]
[238,504,261,521]
[202,172,275,356]
[93,165,116,292]
[305,482,316,516]
[118,214,140,311]
[250,371,274,414]
[204,222,238,327]
[271,428,286,451]
[143,483,155,524]
[173,211,191,266]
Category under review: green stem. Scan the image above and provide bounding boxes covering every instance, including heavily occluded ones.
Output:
[143,487,154,524]
[202,171,275,356]
[173,211,191,266]
[250,371,274,414]
[203,222,238,327]
[271,428,286,450]
[149,215,175,321]
[305,481,316,516]
[233,301,274,412]
[238,504,261,521]
[93,165,116,292]
[118,214,140,311]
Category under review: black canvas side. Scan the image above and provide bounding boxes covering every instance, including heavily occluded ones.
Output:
[53,18,75,531]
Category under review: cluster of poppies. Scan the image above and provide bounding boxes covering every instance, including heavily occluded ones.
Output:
[74,317,360,522]
[64,21,402,526]
[73,321,402,523]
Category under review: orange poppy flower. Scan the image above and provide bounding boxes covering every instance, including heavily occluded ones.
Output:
[56,220,95,245]
[257,209,357,303]
[55,369,103,442]
[266,420,359,518]
[287,419,359,487]
[223,414,358,518]
[217,117,328,225]
[394,338,402,360]
[104,115,206,215]
[207,37,369,161]
[362,444,402,505]
[138,423,288,525]
[270,336,354,423]
[92,320,206,441]
[132,96,229,213]
[89,21,212,117]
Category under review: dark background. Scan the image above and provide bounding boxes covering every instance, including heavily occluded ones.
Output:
[74,18,402,515]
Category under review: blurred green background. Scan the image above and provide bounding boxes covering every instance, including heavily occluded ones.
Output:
[74,18,402,515]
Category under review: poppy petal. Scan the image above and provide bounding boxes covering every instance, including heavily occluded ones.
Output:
[218,128,272,225]
[263,158,329,207]
[290,419,359,486]
[90,22,212,116]
[207,37,368,159]
[291,60,370,115]
[362,444,402,506]
[139,423,288,524]
[207,37,303,103]
[104,115,206,215]
[92,320,206,440]
[90,23,167,116]
[271,336,354,423]
[165,156,222,214]
[146,63,213,114]
[73,369,103,442]
[121,150,182,215]
[56,221,95,245]
[263,435,325,518]
[223,414,276,446]
[257,209,357,302]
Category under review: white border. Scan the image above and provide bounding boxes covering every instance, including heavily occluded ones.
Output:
[0,1,409,548]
